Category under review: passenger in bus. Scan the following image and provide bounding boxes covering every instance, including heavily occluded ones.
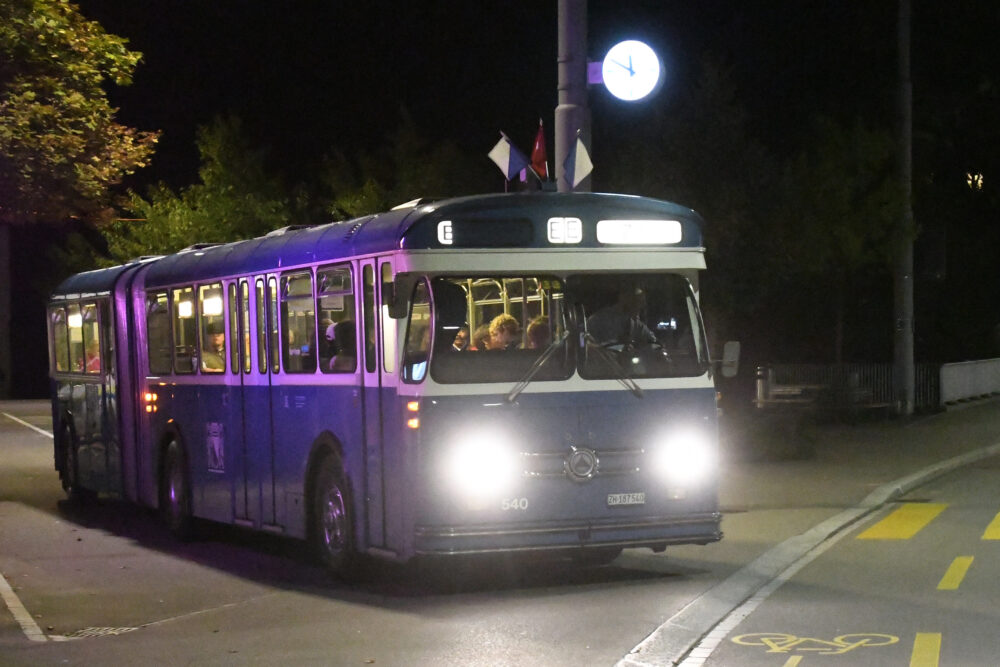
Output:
[525,316,550,349]
[328,320,356,372]
[451,327,469,351]
[201,321,226,372]
[485,313,520,351]
[586,286,657,347]
[319,317,335,365]
[469,324,490,351]
[84,340,101,373]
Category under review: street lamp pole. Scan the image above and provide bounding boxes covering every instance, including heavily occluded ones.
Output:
[555,0,590,192]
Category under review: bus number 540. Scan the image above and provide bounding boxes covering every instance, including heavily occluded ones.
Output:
[502,497,529,511]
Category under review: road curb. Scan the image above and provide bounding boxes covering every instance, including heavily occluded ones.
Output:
[619,440,1000,666]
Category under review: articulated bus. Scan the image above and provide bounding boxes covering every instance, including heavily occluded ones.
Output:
[47,192,724,575]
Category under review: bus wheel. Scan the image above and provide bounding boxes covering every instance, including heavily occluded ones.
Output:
[312,456,358,578]
[161,440,195,541]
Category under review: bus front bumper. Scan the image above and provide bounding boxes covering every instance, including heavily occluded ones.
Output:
[413,512,722,556]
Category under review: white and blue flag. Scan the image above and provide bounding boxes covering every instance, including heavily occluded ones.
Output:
[563,133,593,189]
[488,132,530,181]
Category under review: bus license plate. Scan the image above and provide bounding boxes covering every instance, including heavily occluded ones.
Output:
[607,492,645,507]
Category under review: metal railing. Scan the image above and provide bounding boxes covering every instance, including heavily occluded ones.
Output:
[757,363,941,411]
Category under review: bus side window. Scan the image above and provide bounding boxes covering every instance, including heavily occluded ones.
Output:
[280,272,316,373]
[362,265,376,372]
[227,283,240,373]
[380,262,396,374]
[82,303,100,374]
[402,280,431,383]
[67,303,84,373]
[146,292,172,375]
[172,286,196,374]
[316,265,356,374]
[268,277,279,374]
[254,279,266,373]
[49,306,70,372]
[199,283,225,373]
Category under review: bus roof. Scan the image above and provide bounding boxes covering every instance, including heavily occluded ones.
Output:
[51,193,705,296]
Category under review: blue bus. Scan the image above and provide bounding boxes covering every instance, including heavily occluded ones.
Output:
[47,192,725,575]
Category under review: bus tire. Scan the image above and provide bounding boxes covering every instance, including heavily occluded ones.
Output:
[311,455,359,578]
[161,439,195,541]
[59,424,92,504]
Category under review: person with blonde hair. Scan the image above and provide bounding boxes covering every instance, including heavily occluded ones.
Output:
[486,313,520,350]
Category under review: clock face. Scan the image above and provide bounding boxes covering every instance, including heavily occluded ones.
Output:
[602,40,661,102]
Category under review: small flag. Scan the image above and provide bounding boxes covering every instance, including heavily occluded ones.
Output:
[488,132,530,181]
[563,132,593,189]
[530,119,548,181]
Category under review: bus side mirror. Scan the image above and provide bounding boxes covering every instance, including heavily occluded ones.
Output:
[384,274,417,319]
[721,340,740,378]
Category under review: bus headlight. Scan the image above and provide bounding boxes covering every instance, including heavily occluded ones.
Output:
[445,434,520,498]
[650,428,715,485]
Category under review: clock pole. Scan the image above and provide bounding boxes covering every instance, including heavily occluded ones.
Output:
[555,0,590,192]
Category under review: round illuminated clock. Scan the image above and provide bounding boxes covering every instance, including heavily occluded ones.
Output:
[601,40,661,102]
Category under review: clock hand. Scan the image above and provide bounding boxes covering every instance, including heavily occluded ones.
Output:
[611,58,634,74]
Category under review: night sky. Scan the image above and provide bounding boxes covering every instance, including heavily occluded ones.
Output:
[70,1,978,190]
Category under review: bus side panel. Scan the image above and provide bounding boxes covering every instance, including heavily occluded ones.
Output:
[189,380,237,524]
[270,382,365,541]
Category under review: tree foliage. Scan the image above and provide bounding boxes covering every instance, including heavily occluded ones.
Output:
[105,115,292,261]
[0,0,158,225]
[104,110,493,262]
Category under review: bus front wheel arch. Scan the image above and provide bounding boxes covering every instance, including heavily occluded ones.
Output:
[310,453,360,579]
[160,438,196,541]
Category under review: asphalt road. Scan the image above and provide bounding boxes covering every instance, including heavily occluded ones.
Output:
[3,400,1000,666]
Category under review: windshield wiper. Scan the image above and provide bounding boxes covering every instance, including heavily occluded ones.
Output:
[582,332,643,399]
[505,330,570,403]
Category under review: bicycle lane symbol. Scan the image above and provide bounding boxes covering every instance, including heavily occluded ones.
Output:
[733,632,899,656]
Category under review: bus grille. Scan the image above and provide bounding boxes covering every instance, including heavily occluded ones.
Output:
[521,446,643,481]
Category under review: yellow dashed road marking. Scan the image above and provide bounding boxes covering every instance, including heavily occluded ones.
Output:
[856,503,947,540]
[909,632,941,667]
[980,510,1000,540]
[937,556,973,590]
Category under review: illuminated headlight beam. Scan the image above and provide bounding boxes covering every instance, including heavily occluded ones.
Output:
[444,435,520,498]
[650,428,715,485]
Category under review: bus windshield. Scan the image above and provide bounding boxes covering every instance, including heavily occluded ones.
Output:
[419,272,709,384]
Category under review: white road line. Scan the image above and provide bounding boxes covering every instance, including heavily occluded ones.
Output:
[1,411,53,642]
[0,571,48,642]
[1,412,53,439]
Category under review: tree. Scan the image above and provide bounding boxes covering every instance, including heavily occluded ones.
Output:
[773,117,901,362]
[0,0,157,397]
[105,116,291,261]
[317,109,494,218]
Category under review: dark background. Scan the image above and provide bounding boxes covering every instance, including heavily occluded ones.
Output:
[10,1,999,397]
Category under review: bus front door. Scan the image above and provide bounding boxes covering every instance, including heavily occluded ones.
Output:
[359,258,402,554]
